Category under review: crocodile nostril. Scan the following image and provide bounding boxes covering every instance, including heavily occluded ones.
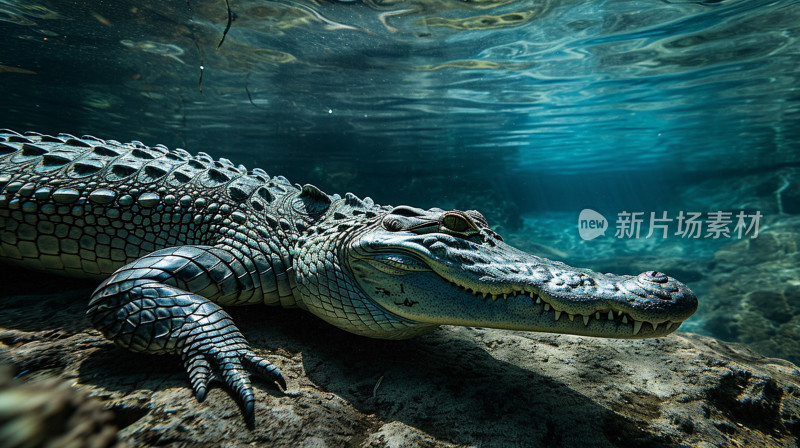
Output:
[639,271,668,284]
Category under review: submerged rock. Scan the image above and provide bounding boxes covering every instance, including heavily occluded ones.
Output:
[705,214,800,365]
[0,364,120,448]
[677,167,800,217]
[0,265,798,447]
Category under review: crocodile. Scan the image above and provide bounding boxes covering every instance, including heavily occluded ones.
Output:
[0,129,698,421]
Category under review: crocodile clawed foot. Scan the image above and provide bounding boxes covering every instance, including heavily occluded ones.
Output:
[180,340,286,421]
[177,312,286,421]
[87,245,290,422]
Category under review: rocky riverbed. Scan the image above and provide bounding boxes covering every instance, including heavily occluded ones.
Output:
[1,265,799,447]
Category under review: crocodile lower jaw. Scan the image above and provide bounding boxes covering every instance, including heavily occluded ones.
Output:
[451,284,679,337]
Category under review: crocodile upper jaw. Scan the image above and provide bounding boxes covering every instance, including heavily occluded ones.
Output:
[348,230,698,339]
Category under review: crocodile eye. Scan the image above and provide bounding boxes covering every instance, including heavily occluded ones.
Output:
[383,217,404,231]
[465,210,488,228]
[441,213,472,233]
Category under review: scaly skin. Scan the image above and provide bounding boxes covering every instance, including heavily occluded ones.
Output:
[0,130,698,421]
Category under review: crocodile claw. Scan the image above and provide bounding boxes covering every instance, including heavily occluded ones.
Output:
[180,343,286,421]
[177,309,285,421]
[181,351,216,401]
[241,350,288,390]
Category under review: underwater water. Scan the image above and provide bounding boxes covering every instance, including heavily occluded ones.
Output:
[1,0,799,363]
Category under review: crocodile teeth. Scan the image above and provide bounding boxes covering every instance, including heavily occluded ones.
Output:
[666,322,674,330]
[595,312,600,320]
[535,297,541,304]
[633,321,643,336]
[583,315,590,326]
[554,311,562,321]
[651,322,659,331]
[503,293,508,300]
[544,304,550,311]
[622,316,628,324]
[568,314,575,321]
[529,292,535,299]
[608,311,614,320]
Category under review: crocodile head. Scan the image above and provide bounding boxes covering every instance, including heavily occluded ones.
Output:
[293,205,698,340]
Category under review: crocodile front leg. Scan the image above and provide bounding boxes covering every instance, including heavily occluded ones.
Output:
[86,245,286,421]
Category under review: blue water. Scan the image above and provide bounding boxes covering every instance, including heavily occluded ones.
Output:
[1,0,799,361]
[2,0,797,206]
